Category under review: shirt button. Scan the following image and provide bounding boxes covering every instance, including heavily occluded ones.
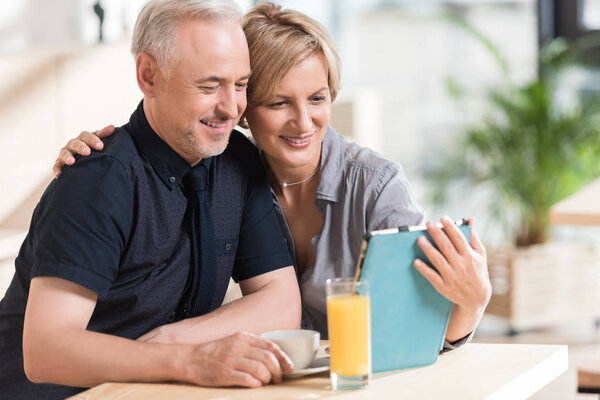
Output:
[169,176,176,183]
[225,242,231,252]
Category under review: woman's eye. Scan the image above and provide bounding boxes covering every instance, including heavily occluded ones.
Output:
[268,101,287,108]
[311,96,327,103]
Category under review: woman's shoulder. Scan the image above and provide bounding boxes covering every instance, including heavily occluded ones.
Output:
[323,130,424,229]
[336,136,405,188]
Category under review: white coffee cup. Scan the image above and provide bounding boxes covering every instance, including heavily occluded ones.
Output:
[261,329,320,370]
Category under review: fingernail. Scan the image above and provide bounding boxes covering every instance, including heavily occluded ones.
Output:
[442,215,451,223]
[96,142,102,149]
[67,157,75,163]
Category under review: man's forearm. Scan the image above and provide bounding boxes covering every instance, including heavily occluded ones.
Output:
[24,327,189,387]
[141,267,301,344]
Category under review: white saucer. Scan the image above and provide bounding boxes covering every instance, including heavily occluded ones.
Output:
[283,357,330,378]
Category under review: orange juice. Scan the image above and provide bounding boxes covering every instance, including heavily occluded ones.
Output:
[327,294,371,376]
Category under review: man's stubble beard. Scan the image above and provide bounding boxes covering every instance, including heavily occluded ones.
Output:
[183,121,233,159]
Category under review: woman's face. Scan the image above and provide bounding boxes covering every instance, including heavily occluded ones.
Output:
[244,53,331,172]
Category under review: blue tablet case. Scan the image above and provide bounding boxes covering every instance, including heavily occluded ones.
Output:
[356,222,471,373]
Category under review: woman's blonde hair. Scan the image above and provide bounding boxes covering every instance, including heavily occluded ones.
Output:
[242,2,341,106]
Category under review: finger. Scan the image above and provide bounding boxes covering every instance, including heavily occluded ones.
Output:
[245,335,294,373]
[233,357,272,385]
[413,259,448,298]
[226,370,263,388]
[441,216,470,256]
[246,347,283,384]
[73,140,91,156]
[65,139,89,157]
[58,147,75,164]
[417,234,453,278]
[96,124,115,139]
[469,228,486,256]
[78,130,104,150]
[425,221,461,265]
[52,159,64,178]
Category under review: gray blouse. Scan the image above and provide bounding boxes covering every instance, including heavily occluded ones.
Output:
[271,126,424,334]
[268,126,472,348]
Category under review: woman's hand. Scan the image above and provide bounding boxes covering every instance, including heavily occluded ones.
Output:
[413,216,492,342]
[52,125,115,178]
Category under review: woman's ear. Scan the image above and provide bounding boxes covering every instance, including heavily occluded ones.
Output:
[136,53,160,97]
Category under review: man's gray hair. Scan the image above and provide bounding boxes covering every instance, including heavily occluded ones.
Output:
[131,0,243,74]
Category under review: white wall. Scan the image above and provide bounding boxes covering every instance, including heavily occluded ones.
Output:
[0,42,141,225]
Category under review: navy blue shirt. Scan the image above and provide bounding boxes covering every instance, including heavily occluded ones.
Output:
[0,102,293,399]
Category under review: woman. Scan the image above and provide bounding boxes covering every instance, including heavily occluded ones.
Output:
[53,2,491,345]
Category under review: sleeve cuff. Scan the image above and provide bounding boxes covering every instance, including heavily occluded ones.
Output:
[31,261,114,298]
[443,329,476,351]
[232,250,294,282]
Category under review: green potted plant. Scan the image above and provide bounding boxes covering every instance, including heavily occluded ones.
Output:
[431,26,600,331]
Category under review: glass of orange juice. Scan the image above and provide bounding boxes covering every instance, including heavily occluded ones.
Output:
[326,278,371,390]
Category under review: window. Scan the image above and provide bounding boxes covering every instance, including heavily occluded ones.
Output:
[582,0,600,29]
[539,0,600,46]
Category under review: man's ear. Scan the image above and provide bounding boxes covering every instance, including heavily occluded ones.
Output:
[136,53,161,97]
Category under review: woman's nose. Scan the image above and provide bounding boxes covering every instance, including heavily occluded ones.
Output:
[293,106,313,133]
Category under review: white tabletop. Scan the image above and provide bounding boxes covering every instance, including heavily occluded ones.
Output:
[70,343,568,400]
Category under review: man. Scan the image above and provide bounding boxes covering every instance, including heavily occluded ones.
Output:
[0,0,301,397]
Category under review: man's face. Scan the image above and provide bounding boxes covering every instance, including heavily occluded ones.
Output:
[151,18,250,165]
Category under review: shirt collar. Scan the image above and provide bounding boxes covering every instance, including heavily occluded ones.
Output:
[127,100,211,190]
[315,125,345,203]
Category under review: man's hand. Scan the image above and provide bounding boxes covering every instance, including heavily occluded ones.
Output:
[184,331,294,387]
[413,217,492,342]
[53,125,115,178]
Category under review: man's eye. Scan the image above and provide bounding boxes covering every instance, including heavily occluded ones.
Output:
[200,86,218,92]
[236,83,248,91]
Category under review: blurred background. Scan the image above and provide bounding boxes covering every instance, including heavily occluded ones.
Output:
[1,1,600,398]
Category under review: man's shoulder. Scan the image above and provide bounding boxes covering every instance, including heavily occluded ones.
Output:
[223,130,259,158]
[91,125,138,164]
[216,130,262,171]
[61,126,137,187]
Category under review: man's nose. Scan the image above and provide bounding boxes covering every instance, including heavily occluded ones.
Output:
[215,87,239,119]
[293,105,312,133]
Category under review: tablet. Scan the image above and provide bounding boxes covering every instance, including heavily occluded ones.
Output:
[354,219,470,373]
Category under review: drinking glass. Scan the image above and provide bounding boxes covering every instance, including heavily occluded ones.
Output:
[326,278,371,390]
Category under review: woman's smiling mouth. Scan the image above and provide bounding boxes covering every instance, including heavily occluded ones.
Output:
[280,134,313,148]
